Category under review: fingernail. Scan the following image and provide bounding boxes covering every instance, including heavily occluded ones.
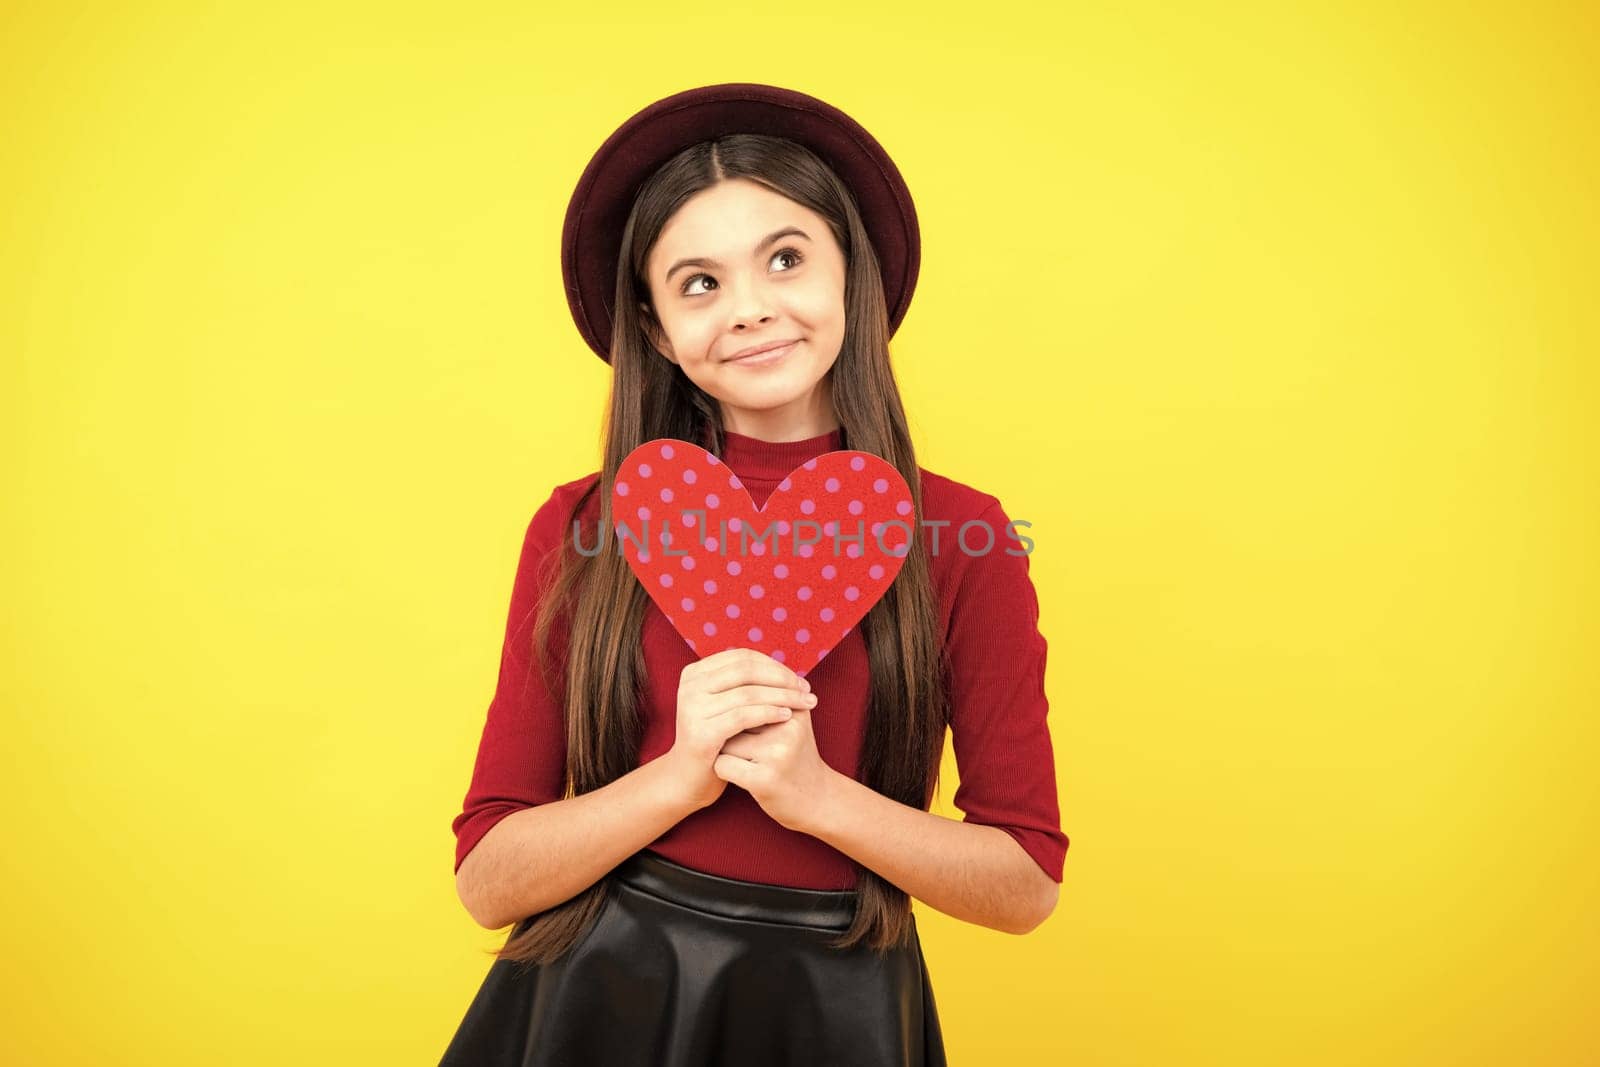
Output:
[800,678,811,691]
[804,693,818,704]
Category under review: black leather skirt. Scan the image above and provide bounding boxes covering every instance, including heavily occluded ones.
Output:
[440,849,947,1066]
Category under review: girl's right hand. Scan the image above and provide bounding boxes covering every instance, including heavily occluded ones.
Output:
[666,647,818,812]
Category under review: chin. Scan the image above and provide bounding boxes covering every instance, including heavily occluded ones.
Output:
[720,390,810,413]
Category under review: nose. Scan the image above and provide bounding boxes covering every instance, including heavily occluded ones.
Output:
[726,274,776,331]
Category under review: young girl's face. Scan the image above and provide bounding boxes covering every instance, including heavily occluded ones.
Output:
[641,178,846,437]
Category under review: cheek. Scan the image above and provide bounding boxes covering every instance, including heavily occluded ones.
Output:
[660,309,715,352]
[788,281,845,328]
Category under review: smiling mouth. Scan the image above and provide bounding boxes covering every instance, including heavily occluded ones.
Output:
[727,339,800,365]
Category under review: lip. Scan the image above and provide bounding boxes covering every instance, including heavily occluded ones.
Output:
[726,338,800,364]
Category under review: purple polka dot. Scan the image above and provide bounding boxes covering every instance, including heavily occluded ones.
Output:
[822,565,836,580]
[850,456,865,471]
[659,573,674,587]
[703,621,717,636]
[729,475,743,490]
[773,649,785,663]
[800,499,815,515]
[820,607,835,623]
[725,604,740,618]
[798,586,812,601]
[846,543,862,558]
[774,564,788,579]
[869,564,884,580]
[683,468,697,484]
[703,579,717,594]
[773,607,788,622]
[727,561,742,575]
[660,444,675,459]
[638,551,651,563]
[707,493,720,508]
[751,542,766,556]
[796,629,810,644]
[729,517,743,532]
[848,500,863,515]
[873,478,888,493]
[617,481,630,496]
[798,544,814,558]
[824,521,838,535]
[749,584,764,598]
[779,478,792,491]
[637,506,651,521]
[803,459,817,471]
[681,556,695,570]
[703,538,719,551]
[682,513,697,527]
[844,586,859,601]
[777,520,791,535]
[639,463,653,477]
[681,597,695,611]
[825,477,840,492]
[748,628,763,642]
[896,500,912,516]
[660,487,674,503]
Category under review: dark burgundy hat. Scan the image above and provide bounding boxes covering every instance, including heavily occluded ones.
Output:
[561,82,921,363]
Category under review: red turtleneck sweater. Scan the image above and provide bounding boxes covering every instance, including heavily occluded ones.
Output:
[452,428,1069,890]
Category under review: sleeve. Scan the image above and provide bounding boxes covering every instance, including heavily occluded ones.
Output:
[941,495,1070,882]
[450,487,574,874]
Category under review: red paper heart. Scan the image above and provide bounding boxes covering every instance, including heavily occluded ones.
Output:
[611,438,914,677]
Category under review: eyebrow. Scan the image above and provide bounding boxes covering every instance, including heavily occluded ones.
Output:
[664,227,812,285]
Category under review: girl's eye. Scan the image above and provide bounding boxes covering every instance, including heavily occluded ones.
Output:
[680,247,806,297]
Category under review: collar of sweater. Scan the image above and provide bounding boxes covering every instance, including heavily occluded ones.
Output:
[713,426,845,486]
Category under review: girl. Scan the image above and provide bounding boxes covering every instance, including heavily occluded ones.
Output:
[441,83,1068,1066]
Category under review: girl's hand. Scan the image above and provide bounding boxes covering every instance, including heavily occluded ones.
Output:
[713,697,835,834]
[664,647,817,813]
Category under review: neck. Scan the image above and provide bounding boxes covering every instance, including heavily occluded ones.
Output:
[717,381,839,442]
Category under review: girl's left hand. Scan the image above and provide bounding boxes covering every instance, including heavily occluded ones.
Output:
[714,704,835,834]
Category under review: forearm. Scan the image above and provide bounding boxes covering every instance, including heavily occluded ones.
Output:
[456,753,696,930]
[806,770,1057,935]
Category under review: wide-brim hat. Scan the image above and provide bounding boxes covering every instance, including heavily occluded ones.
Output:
[561,82,921,363]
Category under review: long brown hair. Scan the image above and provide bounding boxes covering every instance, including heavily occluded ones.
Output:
[492,133,947,966]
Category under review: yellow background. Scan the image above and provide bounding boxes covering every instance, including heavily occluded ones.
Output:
[3,2,1593,1063]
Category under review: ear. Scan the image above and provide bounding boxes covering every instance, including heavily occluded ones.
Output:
[639,302,678,365]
